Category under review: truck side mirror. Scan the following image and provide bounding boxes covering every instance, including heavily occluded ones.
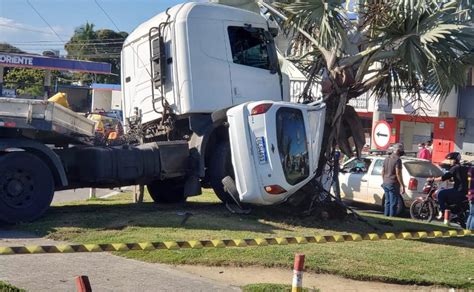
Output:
[263,31,278,75]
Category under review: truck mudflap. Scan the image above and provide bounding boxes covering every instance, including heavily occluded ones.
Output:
[56,141,189,189]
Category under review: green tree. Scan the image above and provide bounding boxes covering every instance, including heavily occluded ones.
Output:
[0,42,24,53]
[65,22,128,84]
[257,0,474,167]
[4,68,45,97]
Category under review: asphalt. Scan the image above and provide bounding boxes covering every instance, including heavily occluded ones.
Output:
[52,188,125,203]
[0,230,240,292]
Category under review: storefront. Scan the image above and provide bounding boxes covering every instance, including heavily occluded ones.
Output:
[350,91,458,164]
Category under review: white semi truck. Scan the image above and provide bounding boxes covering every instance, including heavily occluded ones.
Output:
[0,2,325,223]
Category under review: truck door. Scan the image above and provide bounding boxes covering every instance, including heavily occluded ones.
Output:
[225,24,282,104]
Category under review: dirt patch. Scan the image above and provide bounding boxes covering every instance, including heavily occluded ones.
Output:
[176,265,450,292]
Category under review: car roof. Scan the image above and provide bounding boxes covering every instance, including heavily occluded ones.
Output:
[351,155,433,163]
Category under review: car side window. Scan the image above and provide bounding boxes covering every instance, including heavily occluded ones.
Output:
[343,158,371,173]
[371,159,384,176]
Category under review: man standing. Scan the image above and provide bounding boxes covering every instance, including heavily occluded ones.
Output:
[417,143,432,161]
[381,143,406,217]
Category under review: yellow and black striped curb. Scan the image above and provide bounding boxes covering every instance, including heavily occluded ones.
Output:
[0,229,471,255]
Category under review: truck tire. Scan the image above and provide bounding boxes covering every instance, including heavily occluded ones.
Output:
[209,142,234,203]
[0,152,55,224]
[147,178,186,204]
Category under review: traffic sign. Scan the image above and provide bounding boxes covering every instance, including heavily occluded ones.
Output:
[373,121,391,150]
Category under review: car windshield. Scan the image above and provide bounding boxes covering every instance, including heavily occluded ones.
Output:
[403,161,443,178]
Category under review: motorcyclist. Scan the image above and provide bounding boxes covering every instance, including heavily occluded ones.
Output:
[431,152,468,219]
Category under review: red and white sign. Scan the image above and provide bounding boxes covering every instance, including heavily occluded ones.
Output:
[373,121,391,150]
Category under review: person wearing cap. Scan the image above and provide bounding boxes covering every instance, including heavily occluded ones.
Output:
[381,143,406,217]
[431,152,468,220]
[417,143,432,161]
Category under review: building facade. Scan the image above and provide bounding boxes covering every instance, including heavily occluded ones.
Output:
[350,90,458,163]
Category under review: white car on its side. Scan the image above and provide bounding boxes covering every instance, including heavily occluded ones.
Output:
[226,100,326,205]
[338,155,444,213]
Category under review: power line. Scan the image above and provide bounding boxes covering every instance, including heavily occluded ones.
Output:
[15,42,124,47]
[25,0,65,42]
[0,23,70,37]
[94,0,121,31]
[9,38,126,45]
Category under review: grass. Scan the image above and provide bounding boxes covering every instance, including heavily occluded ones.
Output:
[11,189,474,289]
[0,281,24,292]
[242,283,318,292]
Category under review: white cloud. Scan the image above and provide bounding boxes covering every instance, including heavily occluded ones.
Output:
[0,17,73,55]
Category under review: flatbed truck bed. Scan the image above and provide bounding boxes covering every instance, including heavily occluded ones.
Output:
[0,97,193,224]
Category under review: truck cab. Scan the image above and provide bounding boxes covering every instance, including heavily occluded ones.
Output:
[121,2,288,126]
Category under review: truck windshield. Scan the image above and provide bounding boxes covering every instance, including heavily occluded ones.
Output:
[276,108,309,185]
[228,26,273,70]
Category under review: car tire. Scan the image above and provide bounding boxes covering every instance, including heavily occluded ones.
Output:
[0,152,55,224]
[381,194,405,216]
[147,178,186,204]
[209,141,234,203]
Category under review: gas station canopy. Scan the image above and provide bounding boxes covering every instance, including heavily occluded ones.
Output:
[0,52,112,74]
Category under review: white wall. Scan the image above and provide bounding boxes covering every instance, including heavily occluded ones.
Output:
[91,90,112,112]
[353,88,458,117]
[111,91,122,110]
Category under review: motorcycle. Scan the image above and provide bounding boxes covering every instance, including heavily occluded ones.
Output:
[409,179,469,228]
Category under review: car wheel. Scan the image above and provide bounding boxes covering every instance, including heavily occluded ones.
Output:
[209,142,234,203]
[381,194,405,216]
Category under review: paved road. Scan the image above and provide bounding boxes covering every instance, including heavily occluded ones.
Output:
[0,231,239,292]
[53,188,127,204]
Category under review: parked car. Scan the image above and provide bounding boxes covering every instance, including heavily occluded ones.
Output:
[338,155,444,213]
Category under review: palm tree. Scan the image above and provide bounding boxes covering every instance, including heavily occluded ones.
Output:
[267,0,474,166]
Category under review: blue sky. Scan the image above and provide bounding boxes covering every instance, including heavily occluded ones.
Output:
[0,0,191,54]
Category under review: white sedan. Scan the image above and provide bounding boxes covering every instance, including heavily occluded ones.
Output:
[226,100,326,205]
[338,155,444,213]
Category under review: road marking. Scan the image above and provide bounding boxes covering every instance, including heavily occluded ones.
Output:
[99,187,132,199]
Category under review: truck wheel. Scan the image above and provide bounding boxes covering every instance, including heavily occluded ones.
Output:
[0,152,55,224]
[209,142,234,203]
[147,178,186,204]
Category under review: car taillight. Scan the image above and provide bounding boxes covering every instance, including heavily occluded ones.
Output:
[251,103,272,115]
[408,178,418,191]
[264,185,286,195]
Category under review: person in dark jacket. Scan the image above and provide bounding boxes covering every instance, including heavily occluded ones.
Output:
[381,143,406,217]
[432,152,468,219]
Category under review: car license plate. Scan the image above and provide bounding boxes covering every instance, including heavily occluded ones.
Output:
[255,136,268,164]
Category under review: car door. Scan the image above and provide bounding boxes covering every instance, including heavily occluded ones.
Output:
[339,158,370,202]
[367,158,385,206]
[225,24,282,104]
